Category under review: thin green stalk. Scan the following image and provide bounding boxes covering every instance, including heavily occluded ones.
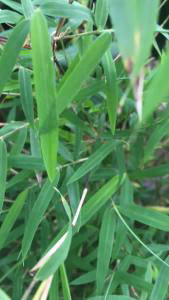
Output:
[60,263,72,300]
[112,202,169,269]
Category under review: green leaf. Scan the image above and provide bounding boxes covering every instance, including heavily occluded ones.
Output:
[95,0,109,29]
[102,49,118,135]
[0,189,28,250]
[0,0,23,13]
[57,32,112,115]
[118,204,169,231]
[0,140,7,211]
[143,48,169,121]
[0,122,25,139]
[143,118,169,163]
[81,175,123,227]
[109,0,159,75]
[71,270,96,285]
[58,142,73,162]
[111,219,126,261]
[0,289,11,300]
[40,1,92,21]
[67,166,80,216]
[63,109,93,136]
[22,177,58,260]
[88,296,135,300]
[31,9,58,182]
[76,79,105,102]
[149,255,169,300]
[36,226,72,280]
[21,0,34,18]
[30,128,41,158]
[130,163,169,179]
[6,170,33,190]
[0,19,30,94]
[0,10,21,24]
[60,264,72,300]
[96,208,115,294]
[68,140,116,184]
[8,155,45,171]
[19,67,34,127]
[10,127,27,156]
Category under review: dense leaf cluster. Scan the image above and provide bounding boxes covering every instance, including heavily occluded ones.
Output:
[0,0,169,299]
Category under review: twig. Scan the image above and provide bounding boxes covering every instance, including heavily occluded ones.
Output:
[56,29,114,41]
[21,278,37,300]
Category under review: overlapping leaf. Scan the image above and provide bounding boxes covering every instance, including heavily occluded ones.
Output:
[31,9,58,182]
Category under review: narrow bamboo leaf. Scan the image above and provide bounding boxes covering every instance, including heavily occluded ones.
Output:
[76,79,105,102]
[58,142,73,162]
[68,141,116,184]
[30,128,41,158]
[0,19,30,94]
[0,289,11,300]
[49,273,59,300]
[120,176,134,205]
[58,55,80,92]
[32,277,53,300]
[81,175,123,227]
[6,170,33,190]
[80,21,93,52]
[19,67,34,126]
[130,163,169,179]
[10,127,27,156]
[63,109,93,136]
[0,189,28,250]
[8,155,44,171]
[0,140,7,211]
[141,263,152,300]
[21,0,34,18]
[0,122,24,139]
[95,0,109,29]
[96,208,115,294]
[57,32,112,115]
[109,0,159,75]
[143,118,169,163]
[0,0,23,13]
[36,227,72,280]
[88,297,135,300]
[115,271,152,292]
[60,264,72,300]
[111,219,126,261]
[102,49,118,135]
[149,256,169,300]
[143,48,169,121]
[118,204,169,231]
[22,176,58,260]
[31,9,58,182]
[40,1,92,21]
[71,270,96,285]
[67,166,80,216]
[0,10,21,24]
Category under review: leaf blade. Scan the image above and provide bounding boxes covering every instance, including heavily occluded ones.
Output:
[19,67,34,127]
[81,175,123,227]
[118,204,169,231]
[0,19,30,94]
[22,177,58,260]
[0,189,28,250]
[68,141,116,184]
[109,0,159,75]
[31,9,58,182]
[0,140,7,211]
[57,32,112,115]
[96,208,115,294]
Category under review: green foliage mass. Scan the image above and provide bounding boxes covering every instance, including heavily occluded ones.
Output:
[0,0,169,299]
